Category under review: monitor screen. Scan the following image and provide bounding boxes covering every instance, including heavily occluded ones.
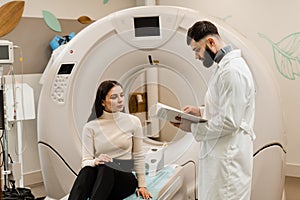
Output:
[134,16,160,37]
[0,40,14,64]
[0,45,9,60]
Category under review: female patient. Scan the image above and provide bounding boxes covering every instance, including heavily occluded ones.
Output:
[69,80,151,200]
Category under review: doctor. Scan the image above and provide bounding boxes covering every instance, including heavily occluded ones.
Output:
[172,21,256,199]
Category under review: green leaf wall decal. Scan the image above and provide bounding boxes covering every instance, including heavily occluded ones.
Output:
[258,32,300,80]
[42,10,62,32]
[103,0,109,4]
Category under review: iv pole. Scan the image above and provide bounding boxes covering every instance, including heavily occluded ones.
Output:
[0,41,35,198]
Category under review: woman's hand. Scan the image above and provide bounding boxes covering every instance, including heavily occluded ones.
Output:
[136,187,152,199]
[94,154,112,165]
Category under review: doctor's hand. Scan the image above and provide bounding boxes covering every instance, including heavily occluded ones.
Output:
[136,187,152,199]
[170,117,192,132]
[94,154,113,165]
[170,105,201,132]
[182,105,202,116]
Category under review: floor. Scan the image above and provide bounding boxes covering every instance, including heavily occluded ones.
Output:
[29,182,46,199]
[28,176,300,200]
[285,176,300,200]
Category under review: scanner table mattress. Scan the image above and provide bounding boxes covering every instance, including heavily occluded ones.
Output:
[125,165,182,200]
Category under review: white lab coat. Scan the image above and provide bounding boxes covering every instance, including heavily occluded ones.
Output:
[191,49,256,200]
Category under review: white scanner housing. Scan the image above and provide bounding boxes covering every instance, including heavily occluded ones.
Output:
[38,6,286,200]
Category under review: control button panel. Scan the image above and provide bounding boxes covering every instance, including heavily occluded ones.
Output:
[51,63,75,104]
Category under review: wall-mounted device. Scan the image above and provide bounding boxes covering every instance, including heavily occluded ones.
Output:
[0,40,14,64]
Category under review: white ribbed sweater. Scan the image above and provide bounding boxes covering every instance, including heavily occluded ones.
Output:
[81,111,146,187]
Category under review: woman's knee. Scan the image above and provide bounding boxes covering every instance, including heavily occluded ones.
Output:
[78,166,97,182]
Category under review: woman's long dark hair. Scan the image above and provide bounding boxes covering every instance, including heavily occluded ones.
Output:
[87,80,123,122]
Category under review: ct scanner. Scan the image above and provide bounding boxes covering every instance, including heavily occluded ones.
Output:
[37,6,286,200]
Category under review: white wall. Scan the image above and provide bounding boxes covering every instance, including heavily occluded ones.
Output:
[1,0,136,19]
[2,0,300,182]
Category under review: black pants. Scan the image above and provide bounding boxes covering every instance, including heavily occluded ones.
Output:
[68,165,138,200]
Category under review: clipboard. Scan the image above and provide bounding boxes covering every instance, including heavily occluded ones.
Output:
[151,102,207,123]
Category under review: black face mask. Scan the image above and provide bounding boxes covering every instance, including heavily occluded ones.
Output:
[202,45,217,68]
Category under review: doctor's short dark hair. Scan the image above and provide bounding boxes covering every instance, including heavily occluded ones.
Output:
[186,20,219,45]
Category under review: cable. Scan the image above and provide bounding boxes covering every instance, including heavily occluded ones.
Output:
[8,153,13,163]
[0,89,5,130]
[253,142,286,157]
[0,130,4,167]
[11,45,27,156]
[0,152,3,167]
[38,141,78,176]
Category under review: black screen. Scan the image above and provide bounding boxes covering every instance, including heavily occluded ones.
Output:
[58,63,75,75]
[134,16,160,37]
[0,46,9,60]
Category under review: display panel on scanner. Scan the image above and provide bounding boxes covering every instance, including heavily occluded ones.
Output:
[57,63,75,74]
[134,16,160,37]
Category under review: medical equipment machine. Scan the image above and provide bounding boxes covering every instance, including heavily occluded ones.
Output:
[38,6,286,200]
[0,40,14,64]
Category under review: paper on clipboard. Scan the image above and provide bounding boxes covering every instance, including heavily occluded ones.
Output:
[151,102,207,123]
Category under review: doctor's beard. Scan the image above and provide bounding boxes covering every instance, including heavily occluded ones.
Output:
[202,45,217,68]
